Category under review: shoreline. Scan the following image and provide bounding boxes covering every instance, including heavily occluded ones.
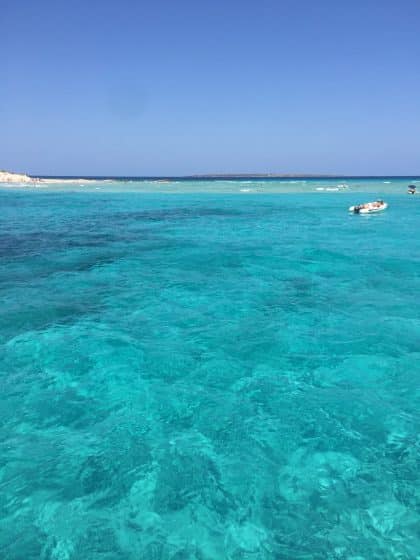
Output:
[0,170,103,186]
[1,171,419,196]
[2,170,420,186]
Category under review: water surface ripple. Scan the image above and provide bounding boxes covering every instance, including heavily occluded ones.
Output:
[0,191,419,559]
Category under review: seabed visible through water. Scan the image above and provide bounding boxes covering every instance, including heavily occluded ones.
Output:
[0,180,419,559]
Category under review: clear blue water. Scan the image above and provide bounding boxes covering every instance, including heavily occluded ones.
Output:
[1,183,419,559]
[2,175,420,194]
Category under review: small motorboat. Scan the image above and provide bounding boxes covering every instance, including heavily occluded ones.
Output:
[408,185,417,195]
[349,200,388,214]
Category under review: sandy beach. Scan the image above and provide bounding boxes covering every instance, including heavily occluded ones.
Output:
[0,170,98,186]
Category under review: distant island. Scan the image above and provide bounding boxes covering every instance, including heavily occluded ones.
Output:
[1,170,337,184]
[0,170,35,183]
[2,169,418,185]
[0,170,96,185]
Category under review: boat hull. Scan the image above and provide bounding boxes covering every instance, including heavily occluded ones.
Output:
[349,203,388,214]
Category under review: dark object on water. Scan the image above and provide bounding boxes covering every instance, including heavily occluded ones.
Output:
[408,184,416,194]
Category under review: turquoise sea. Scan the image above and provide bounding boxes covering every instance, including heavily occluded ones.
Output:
[1,178,419,559]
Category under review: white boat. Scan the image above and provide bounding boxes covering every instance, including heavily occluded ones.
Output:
[349,201,388,214]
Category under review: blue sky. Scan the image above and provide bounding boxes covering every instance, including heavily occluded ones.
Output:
[2,0,420,175]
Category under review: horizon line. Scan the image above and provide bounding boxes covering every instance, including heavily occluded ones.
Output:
[30,173,420,179]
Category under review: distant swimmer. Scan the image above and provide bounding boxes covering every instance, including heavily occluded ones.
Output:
[408,184,416,195]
